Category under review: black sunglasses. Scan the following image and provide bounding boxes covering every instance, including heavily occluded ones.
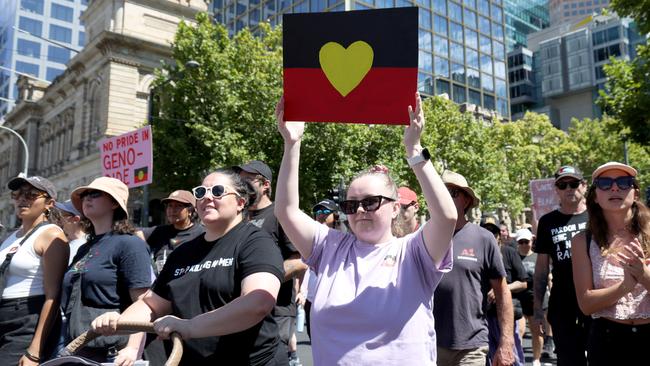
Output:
[593,176,635,191]
[339,195,395,215]
[10,190,48,201]
[555,180,581,190]
[192,185,239,200]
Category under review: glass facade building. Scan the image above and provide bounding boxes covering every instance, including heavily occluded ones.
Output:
[504,0,549,51]
[0,0,87,118]
[211,0,511,118]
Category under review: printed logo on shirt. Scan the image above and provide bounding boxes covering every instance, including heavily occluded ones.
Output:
[381,253,397,267]
[173,257,234,277]
[249,218,265,229]
[458,248,478,262]
[551,222,587,261]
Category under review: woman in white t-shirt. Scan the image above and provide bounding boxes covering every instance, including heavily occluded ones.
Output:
[273,93,458,365]
[0,176,68,365]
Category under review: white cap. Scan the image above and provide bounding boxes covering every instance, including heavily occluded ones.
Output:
[515,228,533,242]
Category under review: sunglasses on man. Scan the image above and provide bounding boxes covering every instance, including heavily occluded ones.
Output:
[555,180,582,190]
[593,176,635,191]
[10,190,48,201]
[339,195,395,215]
[192,185,240,200]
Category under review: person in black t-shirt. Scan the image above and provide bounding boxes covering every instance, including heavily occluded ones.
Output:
[533,165,589,366]
[65,177,153,365]
[145,190,203,274]
[235,160,308,365]
[91,169,287,366]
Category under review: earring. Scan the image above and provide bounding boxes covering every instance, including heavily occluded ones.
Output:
[44,208,51,219]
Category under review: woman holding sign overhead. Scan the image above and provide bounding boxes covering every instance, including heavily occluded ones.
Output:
[273,93,457,365]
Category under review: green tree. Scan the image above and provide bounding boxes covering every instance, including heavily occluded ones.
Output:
[597,0,650,146]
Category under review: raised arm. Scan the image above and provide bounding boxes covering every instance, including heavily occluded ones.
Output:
[572,232,636,315]
[406,93,458,266]
[274,96,318,259]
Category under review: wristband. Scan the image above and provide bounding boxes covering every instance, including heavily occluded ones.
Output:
[24,350,40,362]
[407,147,431,167]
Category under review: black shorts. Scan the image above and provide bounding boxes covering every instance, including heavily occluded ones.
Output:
[587,318,650,366]
[518,292,534,317]
[275,315,296,345]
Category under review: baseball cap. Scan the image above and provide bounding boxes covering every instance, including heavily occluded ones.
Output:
[234,160,273,182]
[591,162,638,180]
[8,176,58,200]
[312,199,338,212]
[515,228,534,242]
[161,190,196,207]
[397,187,418,206]
[554,166,583,182]
[54,200,82,217]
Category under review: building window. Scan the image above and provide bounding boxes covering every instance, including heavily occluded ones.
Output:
[450,22,463,43]
[51,3,74,22]
[420,29,433,51]
[419,51,433,72]
[481,73,494,92]
[434,35,448,57]
[467,48,479,69]
[464,0,476,9]
[464,8,477,28]
[478,0,489,16]
[436,78,450,96]
[483,94,495,110]
[496,78,507,98]
[469,88,481,105]
[17,38,41,58]
[434,15,447,36]
[494,60,506,79]
[452,63,465,83]
[310,0,327,11]
[78,31,85,46]
[479,35,491,54]
[491,4,502,22]
[433,0,446,15]
[595,65,606,79]
[15,61,39,77]
[497,98,508,117]
[418,72,433,94]
[18,16,42,36]
[449,1,462,23]
[450,42,464,63]
[492,22,504,41]
[465,29,478,49]
[479,15,490,35]
[46,67,64,81]
[435,56,449,78]
[493,40,505,60]
[419,8,432,28]
[453,84,466,103]
[49,24,72,43]
[594,44,621,62]
[47,45,70,63]
[467,68,480,88]
[20,0,44,14]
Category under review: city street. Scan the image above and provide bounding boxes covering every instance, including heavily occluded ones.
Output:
[296,325,558,366]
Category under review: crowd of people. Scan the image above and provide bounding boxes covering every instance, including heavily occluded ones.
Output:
[0,94,648,366]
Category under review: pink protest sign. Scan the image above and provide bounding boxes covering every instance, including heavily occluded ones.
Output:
[530,178,559,222]
[98,126,153,188]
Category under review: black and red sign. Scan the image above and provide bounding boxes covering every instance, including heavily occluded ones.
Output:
[283,8,418,125]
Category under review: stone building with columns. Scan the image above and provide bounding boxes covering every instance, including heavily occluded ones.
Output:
[0,0,208,227]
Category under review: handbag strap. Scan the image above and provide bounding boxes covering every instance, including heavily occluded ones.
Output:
[0,221,49,295]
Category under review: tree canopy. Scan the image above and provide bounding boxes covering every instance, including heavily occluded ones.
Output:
[151,13,649,220]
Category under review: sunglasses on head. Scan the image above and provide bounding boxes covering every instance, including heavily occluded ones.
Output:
[192,185,239,200]
[339,195,395,215]
[593,176,635,191]
[313,209,333,216]
[80,190,104,200]
[555,180,581,190]
[10,190,47,201]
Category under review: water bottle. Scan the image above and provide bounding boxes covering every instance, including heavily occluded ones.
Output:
[296,304,305,333]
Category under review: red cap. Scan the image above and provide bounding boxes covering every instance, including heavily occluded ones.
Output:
[398,187,417,205]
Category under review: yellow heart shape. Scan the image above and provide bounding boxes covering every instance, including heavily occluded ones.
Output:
[319,41,374,97]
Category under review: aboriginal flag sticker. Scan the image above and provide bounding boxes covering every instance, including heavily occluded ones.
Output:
[283,8,418,125]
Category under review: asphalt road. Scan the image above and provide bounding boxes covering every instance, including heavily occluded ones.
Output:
[295,323,557,366]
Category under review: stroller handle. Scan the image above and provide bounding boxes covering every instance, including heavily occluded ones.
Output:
[62,321,183,366]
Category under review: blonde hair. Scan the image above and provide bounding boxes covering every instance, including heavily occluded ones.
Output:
[349,165,398,200]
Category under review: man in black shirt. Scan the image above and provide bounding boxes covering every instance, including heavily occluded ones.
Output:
[235,160,308,365]
[533,165,589,366]
[146,190,204,274]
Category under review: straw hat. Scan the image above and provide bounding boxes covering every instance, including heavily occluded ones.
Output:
[71,177,129,218]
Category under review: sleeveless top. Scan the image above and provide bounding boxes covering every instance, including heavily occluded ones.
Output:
[590,239,650,320]
[0,223,62,299]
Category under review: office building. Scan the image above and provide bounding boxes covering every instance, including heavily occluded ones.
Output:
[0,0,87,118]
[549,0,609,26]
[504,0,549,51]
[510,13,643,128]
[211,0,511,118]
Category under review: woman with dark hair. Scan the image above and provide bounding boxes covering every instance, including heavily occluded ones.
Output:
[273,94,458,365]
[0,176,68,365]
[572,162,650,366]
[60,177,152,365]
[92,169,287,365]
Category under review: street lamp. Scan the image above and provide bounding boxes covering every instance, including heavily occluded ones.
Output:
[142,60,200,226]
[622,135,629,165]
[0,125,29,177]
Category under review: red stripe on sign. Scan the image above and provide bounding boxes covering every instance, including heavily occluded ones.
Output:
[283,67,416,125]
